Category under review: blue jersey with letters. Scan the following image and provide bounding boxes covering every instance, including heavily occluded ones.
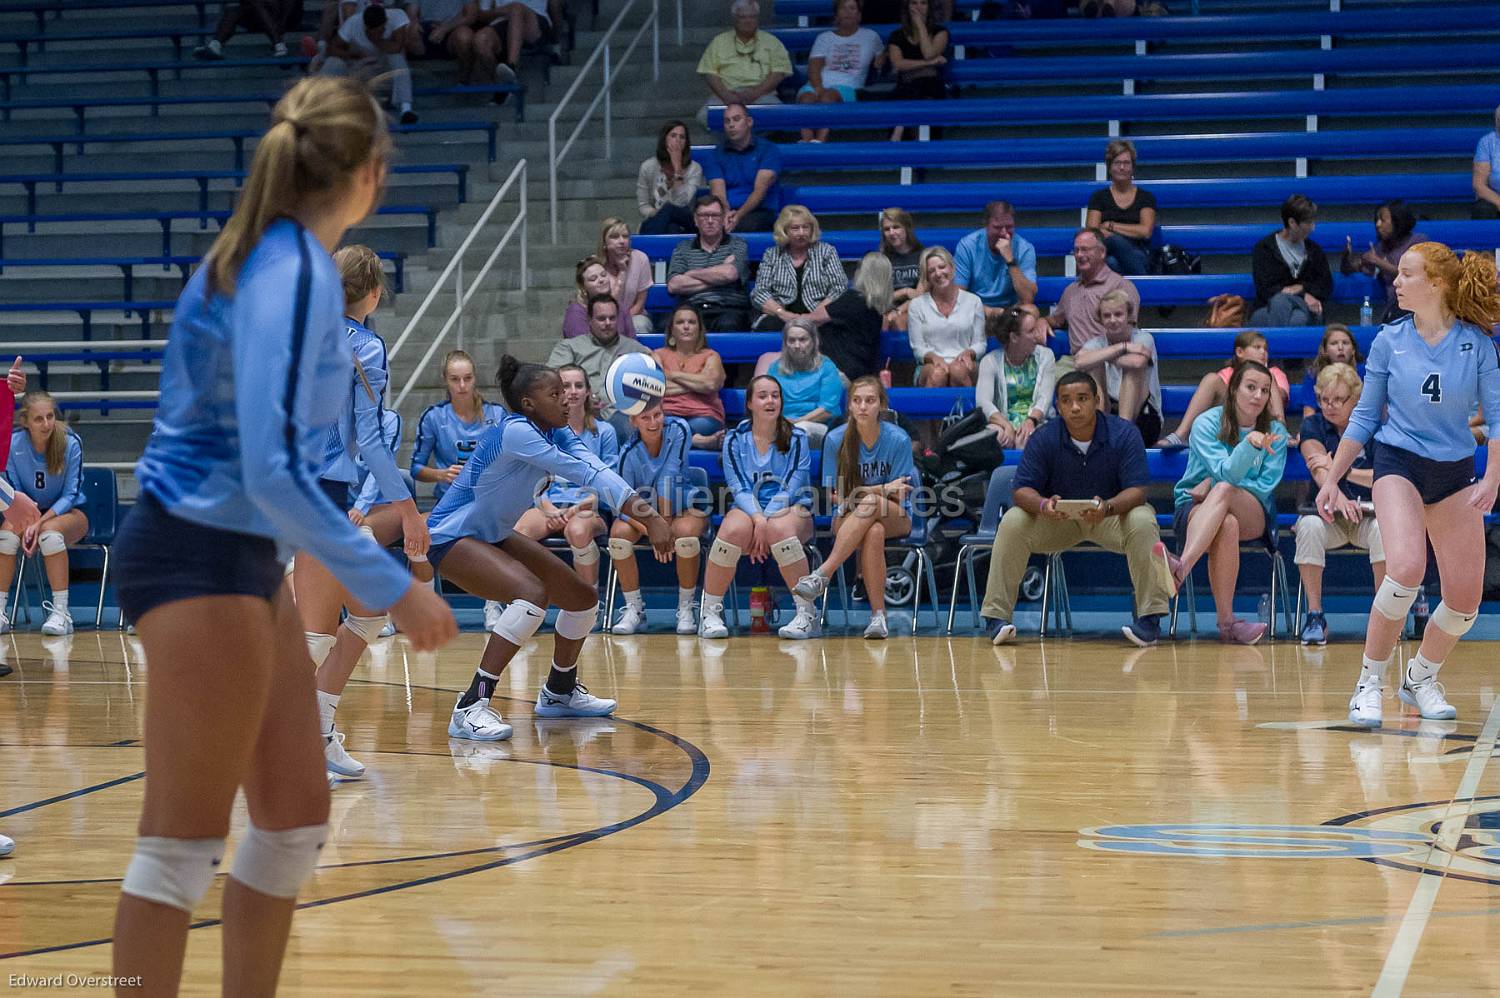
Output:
[319,316,409,508]
[618,415,693,510]
[133,219,411,609]
[722,420,813,516]
[1345,316,1500,462]
[544,421,618,508]
[6,428,84,515]
[410,399,506,501]
[427,413,638,547]
[820,420,917,517]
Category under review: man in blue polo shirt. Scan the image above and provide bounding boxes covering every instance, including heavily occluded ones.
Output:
[953,200,1038,317]
[981,370,1172,647]
[703,102,782,233]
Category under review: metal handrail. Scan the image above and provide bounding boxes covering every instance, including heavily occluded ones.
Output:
[548,0,659,241]
[388,158,529,410]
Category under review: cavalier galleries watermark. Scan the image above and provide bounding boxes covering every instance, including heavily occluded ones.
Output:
[8,973,143,990]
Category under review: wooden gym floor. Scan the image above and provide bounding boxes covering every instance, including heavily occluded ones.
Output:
[4,629,1500,995]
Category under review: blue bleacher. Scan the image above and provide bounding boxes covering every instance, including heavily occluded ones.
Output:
[0,248,406,297]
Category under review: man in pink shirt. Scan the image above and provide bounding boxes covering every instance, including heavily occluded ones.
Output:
[1048,228,1140,355]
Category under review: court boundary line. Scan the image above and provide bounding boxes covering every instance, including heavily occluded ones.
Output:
[1371,697,1500,997]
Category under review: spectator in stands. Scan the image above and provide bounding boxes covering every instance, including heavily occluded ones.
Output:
[954,202,1037,316]
[797,0,887,144]
[419,2,494,85]
[0,392,86,637]
[981,370,1171,648]
[1164,361,1289,646]
[1472,104,1500,219]
[475,1,555,88]
[638,120,706,236]
[703,103,783,234]
[819,252,892,381]
[976,306,1056,450]
[1047,227,1140,357]
[1299,323,1363,418]
[909,245,985,388]
[879,207,923,331]
[656,304,728,449]
[548,295,655,438]
[751,205,848,331]
[599,217,654,337]
[697,1,792,118]
[196,0,301,59]
[1157,329,1289,448]
[1250,194,1332,327]
[322,5,419,124]
[1085,140,1157,277]
[1341,200,1423,324]
[1295,362,1382,646]
[886,0,950,142]
[563,256,633,339]
[667,195,753,331]
[1075,289,1162,444]
[310,0,426,65]
[753,319,845,446]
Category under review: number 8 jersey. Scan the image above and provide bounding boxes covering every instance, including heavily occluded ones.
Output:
[1345,315,1500,461]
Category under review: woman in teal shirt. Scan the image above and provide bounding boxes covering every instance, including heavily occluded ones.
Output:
[1165,361,1288,644]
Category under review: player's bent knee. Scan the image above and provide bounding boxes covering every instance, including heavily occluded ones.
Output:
[305,631,336,668]
[342,614,388,645]
[708,537,742,568]
[1372,576,1420,622]
[674,536,701,559]
[570,542,600,566]
[0,531,19,556]
[771,536,804,567]
[492,599,546,644]
[230,823,327,900]
[607,537,635,562]
[1431,600,1479,638]
[553,603,598,640]
[121,836,226,912]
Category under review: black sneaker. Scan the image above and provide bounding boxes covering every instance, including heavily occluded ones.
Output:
[1122,615,1162,647]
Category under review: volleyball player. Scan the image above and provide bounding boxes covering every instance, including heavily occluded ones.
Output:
[430,356,672,742]
[108,77,455,995]
[0,391,87,635]
[1316,242,1500,727]
[608,403,708,635]
[0,354,30,858]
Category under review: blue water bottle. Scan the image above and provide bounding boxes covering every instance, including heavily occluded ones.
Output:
[1359,296,1373,327]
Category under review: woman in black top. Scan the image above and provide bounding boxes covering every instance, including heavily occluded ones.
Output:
[820,253,892,381]
[887,0,949,142]
[1085,139,1157,276]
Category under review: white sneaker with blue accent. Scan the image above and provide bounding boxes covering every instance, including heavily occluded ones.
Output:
[1348,680,1383,728]
[535,682,617,718]
[1399,674,1456,721]
[777,610,821,640]
[41,602,72,636]
[612,602,645,635]
[448,698,514,741]
[323,727,365,778]
[0,833,13,857]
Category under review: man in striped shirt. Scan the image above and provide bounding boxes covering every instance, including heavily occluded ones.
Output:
[666,195,753,332]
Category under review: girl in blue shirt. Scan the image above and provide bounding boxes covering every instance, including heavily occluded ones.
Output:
[513,364,617,595]
[702,375,818,640]
[0,391,85,635]
[410,349,505,501]
[1317,242,1500,728]
[110,77,454,995]
[607,407,709,636]
[793,377,917,641]
[1165,361,1289,645]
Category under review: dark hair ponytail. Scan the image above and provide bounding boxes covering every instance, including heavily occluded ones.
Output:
[497,354,552,413]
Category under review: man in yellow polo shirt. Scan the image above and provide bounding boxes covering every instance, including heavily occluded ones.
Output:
[697,0,791,119]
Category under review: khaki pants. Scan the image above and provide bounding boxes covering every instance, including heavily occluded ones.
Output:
[1293,513,1384,566]
[980,504,1171,622]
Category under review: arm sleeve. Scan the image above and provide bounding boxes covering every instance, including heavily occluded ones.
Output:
[1016,238,1038,284]
[700,148,723,184]
[820,429,839,490]
[891,429,918,488]
[352,342,410,503]
[520,425,638,514]
[953,237,974,288]
[813,244,847,302]
[907,297,932,361]
[967,294,987,356]
[722,432,762,516]
[1012,432,1049,495]
[975,352,1001,419]
[1032,348,1057,417]
[636,160,655,216]
[560,303,590,339]
[1241,424,1289,502]
[1303,244,1334,303]
[353,472,380,515]
[3,443,19,495]
[764,434,811,515]
[667,242,691,279]
[1344,334,1388,446]
[50,436,84,517]
[818,362,845,417]
[659,421,690,498]
[0,477,16,512]
[1115,426,1150,491]
[598,423,620,470]
[1481,338,1500,443]
[410,408,437,476]
[750,248,779,310]
[547,338,574,368]
[1189,412,1265,486]
[1250,238,1283,304]
[732,238,751,285]
[769,37,793,75]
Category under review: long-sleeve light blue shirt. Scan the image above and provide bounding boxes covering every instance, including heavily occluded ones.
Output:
[1173,407,1288,516]
[722,420,813,516]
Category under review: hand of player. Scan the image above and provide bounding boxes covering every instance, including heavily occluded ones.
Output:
[388,580,456,652]
[20,522,38,555]
[7,357,24,397]
[644,511,673,562]
[3,492,39,535]
[398,502,430,559]
[1314,478,1357,524]
[347,508,366,527]
[749,517,769,562]
[1466,477,1500,513]
[442,464,464,484]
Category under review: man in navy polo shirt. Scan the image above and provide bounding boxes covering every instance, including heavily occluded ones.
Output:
[703,102,782,233]
[981,371,1173,647]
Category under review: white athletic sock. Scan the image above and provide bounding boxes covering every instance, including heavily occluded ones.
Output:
[623,589,644,609]
[678,587,696,608]
[316,690,340,736]
[1360,654,1391,688]
[1407,652,1442,686]
[51,592,69,615]
[702,595,724,614]
[792,594,815,617]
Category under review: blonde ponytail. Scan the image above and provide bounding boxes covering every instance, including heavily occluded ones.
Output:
[205,76,390,296]
[333,243,385,309]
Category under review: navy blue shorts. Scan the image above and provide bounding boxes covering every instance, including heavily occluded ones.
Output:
[114,493,285,622]
[1373,441,1475,506]
[427,537,461,571]
[318,477,353,513]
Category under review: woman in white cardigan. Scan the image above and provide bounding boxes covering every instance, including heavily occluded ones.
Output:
[907,246,985,387]
[975,304,1056,449]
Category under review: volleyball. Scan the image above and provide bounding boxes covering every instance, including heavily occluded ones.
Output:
[605,353,665,416]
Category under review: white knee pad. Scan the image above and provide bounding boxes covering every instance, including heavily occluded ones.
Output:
[569,542,600,567]
[554,603,598,640]
[674,536,701,559]
[492,599,545,645]
[357,524,376,542]
[0,530,19,556]
[1431,601,1479,638]
[229,822,327,900]
[1372,577,1420,622]
[342,613,389,645]
[708,537,742,568]
[121,835,225,912]
[37,531,65,557]
[305,632,336,668]
[607,537,636,562]
[771,536,805,567]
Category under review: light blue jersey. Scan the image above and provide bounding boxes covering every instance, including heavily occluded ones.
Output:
[410,399,506,501]
[820,420,917,517]
[427,412,638,547]
[618,415,692,511]
[319,316,410,508]
[133,219,411,609]
[722,420,813,516]
[1345,315,1500,462]
[353,409,410,514]
[6,428,84,515]
[1173,407,1289,517]
[544,421,618,508]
